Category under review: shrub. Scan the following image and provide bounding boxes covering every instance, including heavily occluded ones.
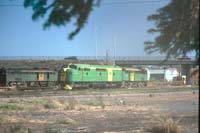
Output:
[148,115,183,133]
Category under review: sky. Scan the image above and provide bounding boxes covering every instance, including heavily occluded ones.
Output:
[0,0,171,57]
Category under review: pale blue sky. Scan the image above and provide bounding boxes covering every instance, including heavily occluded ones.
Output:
[0,0,170,57]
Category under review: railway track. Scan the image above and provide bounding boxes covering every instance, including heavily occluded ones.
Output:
[0,86,198,98]
[0,89,70,98]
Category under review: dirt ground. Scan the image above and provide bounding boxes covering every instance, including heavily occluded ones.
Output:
[0,87,198,133]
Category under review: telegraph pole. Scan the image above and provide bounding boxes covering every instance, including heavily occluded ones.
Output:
[95,28,98,60]
[106,49,109,65]
[113,36,117,66]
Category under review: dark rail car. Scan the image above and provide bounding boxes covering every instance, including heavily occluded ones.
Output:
[0,68,58,88]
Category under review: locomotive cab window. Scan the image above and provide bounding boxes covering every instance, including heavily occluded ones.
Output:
[69,65,77,69]
[79,67,90,71]
[96,68,106,71]
[84,68,90,71]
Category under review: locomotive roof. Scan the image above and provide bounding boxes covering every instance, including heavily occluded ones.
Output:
[3,68,56,73]
[69,63,117,67]
[69,63,122,70]
[123,67,147,72]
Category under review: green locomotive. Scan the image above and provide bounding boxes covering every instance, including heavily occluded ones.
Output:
[59,63,147,90]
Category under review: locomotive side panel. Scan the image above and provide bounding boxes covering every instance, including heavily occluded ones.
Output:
[2,68,58,88]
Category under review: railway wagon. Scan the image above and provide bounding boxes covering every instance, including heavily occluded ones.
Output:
[59,64,123,90]
[122,67,147,88]
[59,63,147,90]
[0,68,58,88]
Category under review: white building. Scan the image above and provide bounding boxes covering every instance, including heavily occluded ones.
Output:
[145,67,179,82]
[164,68,179,82]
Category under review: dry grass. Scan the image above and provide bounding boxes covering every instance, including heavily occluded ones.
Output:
[43,98,65,109]
[64,97,78,110]
[0,115,7,124]
[0,103,24,111]
[0,123,33,133]
[0,97,79,111]
[43,97,78,110]
[44,127,61,133]
[84,96,105,109]
[148,115,183,133]
[55,118,76,125]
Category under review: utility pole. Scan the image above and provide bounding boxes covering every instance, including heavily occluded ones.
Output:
[113,36,117,66]
[95,28,98,60]
[106,49,109,65]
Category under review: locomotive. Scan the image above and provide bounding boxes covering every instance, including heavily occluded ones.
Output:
[0,63,148,90]
[59,63,147,90]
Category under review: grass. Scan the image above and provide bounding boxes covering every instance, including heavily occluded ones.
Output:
[0,97,79,111]
[44,128,61,133]
[0,115,7,124]
[64,97,78,110]
[0,103,23,111]
[0,86,198,98]
[149,93,154,97]
[148,115,183,133]
[0,123,32,133]
[68,86,198,96]
[84,96,105,109]
[8,98,46,104]
[43,98,63,109]
[56,118,76,125]
[43,97,78,110]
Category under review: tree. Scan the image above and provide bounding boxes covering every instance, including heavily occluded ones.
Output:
[24,0,100,40]
[144,0,199,64]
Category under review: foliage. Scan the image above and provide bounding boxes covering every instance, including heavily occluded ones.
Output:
[148,115,183,133]
[24,0,100,40]
[145,0,199,64]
